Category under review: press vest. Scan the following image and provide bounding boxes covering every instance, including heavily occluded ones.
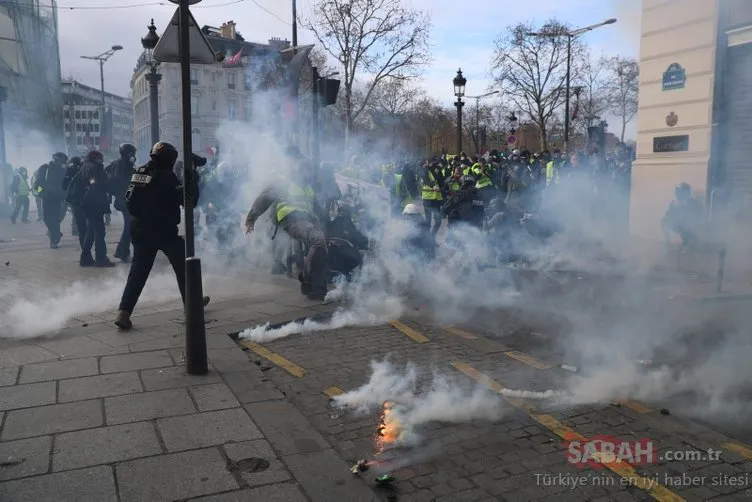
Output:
[276,183,315,223]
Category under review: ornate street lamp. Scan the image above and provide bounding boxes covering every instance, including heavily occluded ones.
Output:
[453,69,467,154]
[141,19,162,146]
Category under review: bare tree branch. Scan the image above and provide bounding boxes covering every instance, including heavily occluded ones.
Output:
[603,56,639,142]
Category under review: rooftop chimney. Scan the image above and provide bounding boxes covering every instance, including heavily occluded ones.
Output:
[220,21,236,40]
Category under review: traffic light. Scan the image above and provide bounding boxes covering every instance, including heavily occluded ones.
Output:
[317,78,340,106]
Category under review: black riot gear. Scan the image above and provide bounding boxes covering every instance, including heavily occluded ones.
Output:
[150,142,179,168]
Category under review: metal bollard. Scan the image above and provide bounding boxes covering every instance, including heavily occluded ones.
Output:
[185,256,208,375]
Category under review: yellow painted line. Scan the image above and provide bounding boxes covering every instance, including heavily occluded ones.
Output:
[238,340,307,378]
[723,442,752,460]
[614,399,653,414]
[442,326,478,340]
[323,386,344,398]
[504,350,553,370]
[388,320,430,344]
[451,361,685,502]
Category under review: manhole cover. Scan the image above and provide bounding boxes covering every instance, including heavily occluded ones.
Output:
[233,457,270,473]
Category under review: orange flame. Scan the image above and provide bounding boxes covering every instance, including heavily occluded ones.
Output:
[376,401,401,453]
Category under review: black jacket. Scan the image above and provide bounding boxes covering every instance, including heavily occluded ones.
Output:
[129,161,199,238]
[107,157,136,210]
[79,160,111,214]
[63,165,81,192]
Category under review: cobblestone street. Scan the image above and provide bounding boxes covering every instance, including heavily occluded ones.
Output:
[1,213,752,501]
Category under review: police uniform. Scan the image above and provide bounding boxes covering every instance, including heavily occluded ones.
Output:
[115,142,209,330]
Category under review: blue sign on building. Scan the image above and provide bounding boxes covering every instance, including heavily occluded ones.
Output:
[662,63,686,91]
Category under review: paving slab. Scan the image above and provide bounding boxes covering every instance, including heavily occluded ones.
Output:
[207,348,253,373]
[222,371,285,403]
[19,357,99,383]
[99,351,174,373]
[2,399,103,440]
[245,401,330,456]
[140,366,222,391]
[127,336,184,352]
[0,381,56,411]
[105,387,196,425]
[0,436,52,481]
[53,421,162,471]
[88,330,155,347]
[38,336,127,358]
[58,371,142,402]
[0,367,19,387]
[189,484,309,502]
[190,383,241,412]
[116,447,239,502]
[283,449,378,502]
[224,439,292,487]
[0,465,117,502]
[157,408,263,452]
[0,345,58,367]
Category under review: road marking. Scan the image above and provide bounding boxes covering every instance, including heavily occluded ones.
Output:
[442,326,478,339]
[388,320,430,344]
[614,399,653,414]
[324,386,344,398]
[451,361,685,502]
[238,340,307,378]
[504,350,553,370]
[723,442,752,460]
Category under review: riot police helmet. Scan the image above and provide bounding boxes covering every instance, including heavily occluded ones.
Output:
[119,143,137,158]
[68,156,82,167]
[150,142,179,168]
[52,152,68,164]
[460,175,475,188]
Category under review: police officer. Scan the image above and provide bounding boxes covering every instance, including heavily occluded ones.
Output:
[34,152,67,248]
[115,142,210,330]
[244,155,329,300]
[108,143,137,263]
[63,156,85,245]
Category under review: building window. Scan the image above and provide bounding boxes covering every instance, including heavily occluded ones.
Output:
[192,128,201,150]
[64,109,70,118]
[211,100,216,111]
[93,124,99,133]
[211,72,216,82]
[75,110,81,119]
[93,110,99,120]
[244,74,252,91]
[190,67,199,85]
[191,96,200,115]
[76,136,83,145]
[228,72,236,89]
[75,123,82,132]
[64,123,70,132]
[228,100,236,120]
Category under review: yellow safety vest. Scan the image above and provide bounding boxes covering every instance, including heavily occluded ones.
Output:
[421,171,443,201]
[17,176,30,197]
[546,161,557,186]
[275,183,314,223]
[392,174,412,209]
[473,164,493,189]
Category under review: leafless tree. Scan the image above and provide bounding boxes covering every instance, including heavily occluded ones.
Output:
[604,56,639,142]
[490,20,585,150]
[301,0,431,150]
[367,78,423,118]
[572,53,611,132]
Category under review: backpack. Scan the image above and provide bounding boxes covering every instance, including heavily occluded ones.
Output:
[65,170,87,206]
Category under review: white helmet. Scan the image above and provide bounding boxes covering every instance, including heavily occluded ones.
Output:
[402,203,421,215]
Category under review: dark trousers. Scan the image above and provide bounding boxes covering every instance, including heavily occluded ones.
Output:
[34,196,43,220]
[423,200,443,235]
[119,234,186,314]
[42,196,63,244]
[82,212,107,261]
[11,196,29,222]
[281,216,328,295]
[115,210,132,259]
[72,205,87,249]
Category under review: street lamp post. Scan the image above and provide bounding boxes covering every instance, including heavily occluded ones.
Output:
[141,19,162,146]
[81,45,123,151]
[0,85,7,167]
[465,90,499,154]
[453,69,467,154]
[527,18,616,151]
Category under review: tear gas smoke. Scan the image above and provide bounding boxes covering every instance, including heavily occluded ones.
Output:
[333,360,506,447]
[0,272,179,339]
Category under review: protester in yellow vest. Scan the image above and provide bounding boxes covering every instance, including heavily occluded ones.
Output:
[244,149,329,300]
[10,167,31,224]
[421,160,444,235]
[473,157,496,204]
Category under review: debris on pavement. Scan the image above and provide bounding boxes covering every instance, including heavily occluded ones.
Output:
[560,364,578,373]
[375,473,395,484]
[350,459,369,474]
[0,456,26,467]
[660,408,670,415]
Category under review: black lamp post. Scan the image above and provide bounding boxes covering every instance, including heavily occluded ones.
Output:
[0,85,7,167]
[141,19,162,146]
[453,69,466,155]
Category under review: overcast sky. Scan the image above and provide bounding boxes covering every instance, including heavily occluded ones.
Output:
[57,0,641,138]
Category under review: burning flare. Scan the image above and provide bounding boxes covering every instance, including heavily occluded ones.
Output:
[376,401,401,453]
